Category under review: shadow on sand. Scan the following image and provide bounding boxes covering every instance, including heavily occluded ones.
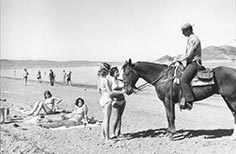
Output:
[123,128,233,141]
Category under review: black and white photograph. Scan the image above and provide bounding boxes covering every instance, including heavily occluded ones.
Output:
[1,0,236,153]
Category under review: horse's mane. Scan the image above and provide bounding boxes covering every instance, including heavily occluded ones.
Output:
[135,61,177,80]
[135,61,168,68]
[134,61,168,72]
[122,60,170,78]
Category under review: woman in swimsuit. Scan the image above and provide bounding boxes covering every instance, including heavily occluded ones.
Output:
[39,97,89,128]
[97,65,113,142]
[110,67,126,138]
[26,90,62,116]
[66,97,88,125]
[97,63,126,142]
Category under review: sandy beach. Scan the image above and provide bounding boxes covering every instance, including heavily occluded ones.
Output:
[1,77,236,154]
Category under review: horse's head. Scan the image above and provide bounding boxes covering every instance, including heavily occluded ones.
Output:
[122,59,139,95]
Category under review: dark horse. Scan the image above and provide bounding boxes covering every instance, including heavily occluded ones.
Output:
[122,59,236,140]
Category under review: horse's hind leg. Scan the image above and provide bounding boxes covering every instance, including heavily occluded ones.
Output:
[231,112,236,140]
[222,96,236,140]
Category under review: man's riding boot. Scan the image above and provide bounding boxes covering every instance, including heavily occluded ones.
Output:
[179,97,186,109]
[179,97,193,110]
[185,101,193,110]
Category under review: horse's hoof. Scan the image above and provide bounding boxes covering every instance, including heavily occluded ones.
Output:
[168,135,174,141]
[165,132,174,141]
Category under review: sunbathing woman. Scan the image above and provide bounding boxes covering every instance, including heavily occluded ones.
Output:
[39,97,88,128]
[26,90,62,116]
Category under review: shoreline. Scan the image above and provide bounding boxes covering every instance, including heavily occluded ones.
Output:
[0,76,97,89]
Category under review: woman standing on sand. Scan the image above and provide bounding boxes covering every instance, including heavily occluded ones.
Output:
[26,90,62,116]
[109,66,126,138]
[97,63,113,142]
[97,63,126,142]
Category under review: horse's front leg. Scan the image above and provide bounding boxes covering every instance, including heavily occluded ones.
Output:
[164,98,176,140]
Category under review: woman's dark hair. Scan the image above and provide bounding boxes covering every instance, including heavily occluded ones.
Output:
[110,67,119,77]
[44,90,52,99]
[75,97,84,107]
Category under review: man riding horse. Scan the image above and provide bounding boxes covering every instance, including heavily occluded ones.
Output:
[174,22,202,110]
[122,22,236,140]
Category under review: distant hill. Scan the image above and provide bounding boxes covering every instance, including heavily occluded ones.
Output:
[155,45,236,64]
[202,45,236,60]
[155,55,174,64]
[0,59,122,69]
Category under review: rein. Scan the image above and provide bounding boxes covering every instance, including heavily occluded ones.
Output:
[135,65,174,91]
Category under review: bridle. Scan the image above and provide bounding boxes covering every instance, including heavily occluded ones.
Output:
[125,64,176,93]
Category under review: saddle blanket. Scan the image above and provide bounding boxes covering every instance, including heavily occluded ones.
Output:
[173,64,215,87]
[191,78,215,87]
[174,77,215,87]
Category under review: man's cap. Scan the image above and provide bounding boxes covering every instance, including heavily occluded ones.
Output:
[181,22,193,31]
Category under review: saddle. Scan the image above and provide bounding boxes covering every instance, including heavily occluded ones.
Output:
[173,63,215,87]
[192,68,215,86]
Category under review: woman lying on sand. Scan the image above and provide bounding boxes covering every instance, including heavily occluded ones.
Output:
[25,90,62,116]
[39,97,89,128]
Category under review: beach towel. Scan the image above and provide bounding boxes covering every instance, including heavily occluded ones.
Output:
[23,116,42,125]
[49,122,101,131]
[16,106,70,116]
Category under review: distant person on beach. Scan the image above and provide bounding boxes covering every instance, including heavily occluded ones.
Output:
[14,70,16,78]
[63,70,67,84]
[23,68,29,86]
[37,70,42,83]
[25,90,62,116]
[39,97,89,128]
[110,66,126,138]
[66,71,72,86]
[49,69,56,86]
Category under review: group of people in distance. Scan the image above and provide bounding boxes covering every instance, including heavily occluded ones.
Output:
[22,69,72,86]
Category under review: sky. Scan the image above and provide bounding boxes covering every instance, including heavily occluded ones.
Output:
[1,0,236,62]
